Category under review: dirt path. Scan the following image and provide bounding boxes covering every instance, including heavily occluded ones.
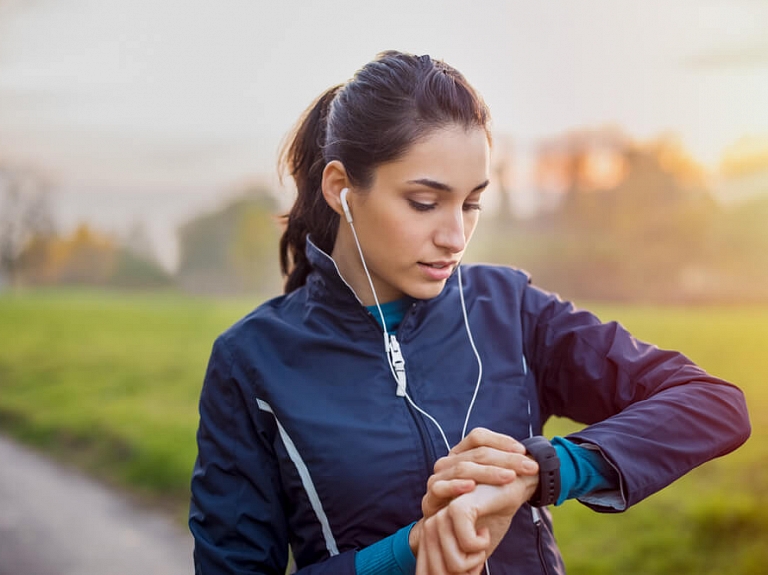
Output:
[0,434,193,575]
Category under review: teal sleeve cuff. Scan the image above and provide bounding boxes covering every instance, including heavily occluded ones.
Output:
[553,438,577,506]
[552,437,618,506]
[392,522,417,574]
[354,522,417,575]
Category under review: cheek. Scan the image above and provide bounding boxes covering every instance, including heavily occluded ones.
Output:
[377,210,424,244]
[363,212,419,262]
[395,215,435,249]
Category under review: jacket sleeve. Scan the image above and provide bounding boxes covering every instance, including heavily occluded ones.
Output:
[189,336,358,575]
[521,283,751,511]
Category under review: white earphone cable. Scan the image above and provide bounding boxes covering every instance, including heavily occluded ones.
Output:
[458,265,483,441]
[343,204,490,573]
[345,207,480,444]
[348,215,388,334]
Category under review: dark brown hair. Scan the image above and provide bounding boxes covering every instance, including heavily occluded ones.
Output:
[279,50,491,293]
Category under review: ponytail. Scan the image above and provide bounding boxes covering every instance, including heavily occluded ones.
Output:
[279,85,342,293]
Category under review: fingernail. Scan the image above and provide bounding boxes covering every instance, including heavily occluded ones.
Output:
[523,459,538,472]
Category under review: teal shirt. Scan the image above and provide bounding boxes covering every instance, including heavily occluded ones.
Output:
[366,298,413,333]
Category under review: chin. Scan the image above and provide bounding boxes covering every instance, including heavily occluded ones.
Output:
[406,281,448,301]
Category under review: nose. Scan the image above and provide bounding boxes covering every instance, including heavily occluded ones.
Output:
[434,207,466,253]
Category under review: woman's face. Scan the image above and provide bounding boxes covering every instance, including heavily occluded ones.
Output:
[333,125,491,305]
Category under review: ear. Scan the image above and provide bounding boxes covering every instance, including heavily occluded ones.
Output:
[321,160,351,219]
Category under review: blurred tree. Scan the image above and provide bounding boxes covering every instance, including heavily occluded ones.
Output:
[652,134,708,188]
[59,224,116,284]
[176,185,282,296]
[0,165,55,288]
[109,221,174,288]
[39,224,118,285]
[533,127,630,199]
[108,247,174,289]
[123,221,159,264]
[708,193,768,301]
[17,222,173,289]
[555,143,719,301]
[469,130,755,303]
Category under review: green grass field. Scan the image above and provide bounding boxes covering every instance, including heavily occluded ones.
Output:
[0,289,766,573]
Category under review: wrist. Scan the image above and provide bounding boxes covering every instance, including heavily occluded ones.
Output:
[408,518,422,555]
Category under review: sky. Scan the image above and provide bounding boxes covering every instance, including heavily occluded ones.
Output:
[1,0,767,267]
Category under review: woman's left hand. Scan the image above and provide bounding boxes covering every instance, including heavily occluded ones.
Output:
[414,507,488,575]
[414,475,539,574]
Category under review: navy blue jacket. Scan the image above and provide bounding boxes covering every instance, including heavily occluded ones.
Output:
[189,240,750,575]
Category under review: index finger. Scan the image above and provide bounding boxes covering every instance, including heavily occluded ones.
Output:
[451,428,526,456]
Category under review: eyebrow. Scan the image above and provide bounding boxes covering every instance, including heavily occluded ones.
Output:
[407,178,490,193]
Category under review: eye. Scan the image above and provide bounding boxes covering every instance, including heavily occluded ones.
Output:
[408,199,436,212]
[463,202,483,212]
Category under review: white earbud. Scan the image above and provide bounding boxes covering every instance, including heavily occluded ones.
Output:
[340,187,353,224]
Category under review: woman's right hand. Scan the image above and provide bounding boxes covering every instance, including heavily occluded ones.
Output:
[421,427,538,519]
[410,428,540,569]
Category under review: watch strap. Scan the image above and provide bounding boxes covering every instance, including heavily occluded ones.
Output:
[521,435,561,507]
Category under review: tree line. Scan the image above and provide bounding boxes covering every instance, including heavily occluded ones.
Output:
[2,129,767,303]
[470,132,768,303]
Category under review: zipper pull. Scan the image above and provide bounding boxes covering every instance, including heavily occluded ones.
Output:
[531,506,542,525]
[387,334,407,396]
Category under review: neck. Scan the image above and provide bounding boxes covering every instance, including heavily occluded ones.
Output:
[331,226,393,307]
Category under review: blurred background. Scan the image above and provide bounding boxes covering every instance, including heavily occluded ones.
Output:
[0,1,766,574]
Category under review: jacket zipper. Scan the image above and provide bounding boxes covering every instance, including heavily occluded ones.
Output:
[398,303,440,476]
[362,303,438,477]
[405,391,439,479]
[532,507,550,575]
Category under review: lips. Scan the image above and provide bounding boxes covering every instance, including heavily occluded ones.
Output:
[418,261,457,281]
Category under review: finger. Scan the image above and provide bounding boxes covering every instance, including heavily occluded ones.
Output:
[432,459,520,485]
[428,477,477,500]
[415,520,430,575]
[450,427,526,456]
[422,478,476,518]
[415,547,427,575]
[448,498,489,554]
[422,479,475,519]
[434,449,538,477]
[415,544,427,575]
[436,510,488,574]
[422,516,449,575]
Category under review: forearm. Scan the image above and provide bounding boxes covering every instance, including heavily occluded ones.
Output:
[568,382,750,509]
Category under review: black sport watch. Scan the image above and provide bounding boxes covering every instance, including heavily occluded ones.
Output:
[521,436,561,507]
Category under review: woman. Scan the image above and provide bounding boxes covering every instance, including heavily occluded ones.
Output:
[189,50,750,575]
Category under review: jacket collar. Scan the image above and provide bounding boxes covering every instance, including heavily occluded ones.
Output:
[305,236,367,310]
[303,235,461,340]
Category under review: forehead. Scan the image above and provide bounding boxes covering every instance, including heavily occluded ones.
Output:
[372,126,490,190]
